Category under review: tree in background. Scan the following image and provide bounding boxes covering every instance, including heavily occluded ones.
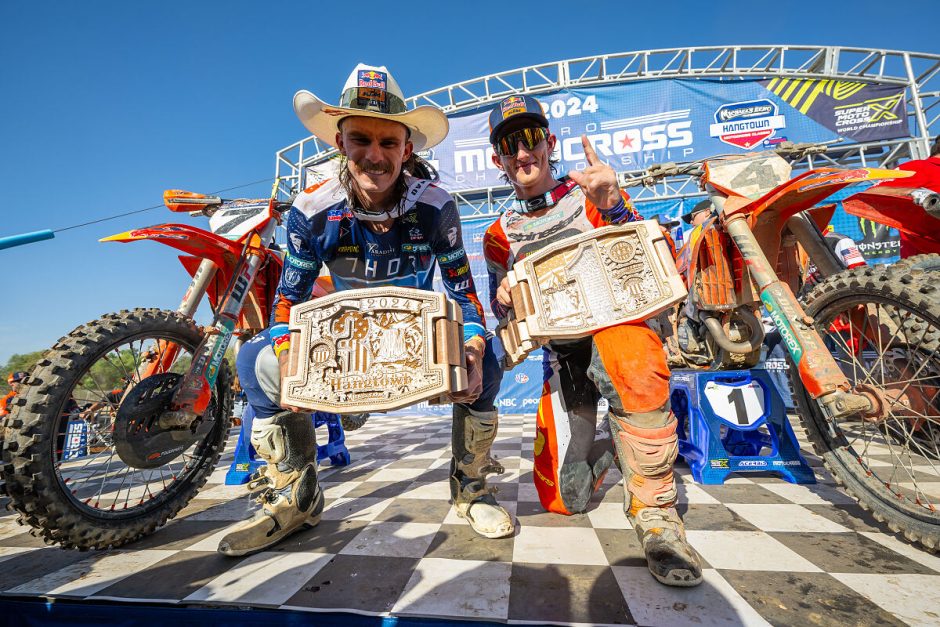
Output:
[1,348,236,398]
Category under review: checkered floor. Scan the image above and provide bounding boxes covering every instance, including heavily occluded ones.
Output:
[1,413,939,626]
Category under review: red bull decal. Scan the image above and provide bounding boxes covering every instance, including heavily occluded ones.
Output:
[501,96,526,119]
[358,70,387,90]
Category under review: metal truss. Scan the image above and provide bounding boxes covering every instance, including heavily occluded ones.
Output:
[275,45,940,216]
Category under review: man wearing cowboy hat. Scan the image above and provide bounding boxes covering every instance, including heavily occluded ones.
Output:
[220,64,513,556]
[482,94,702,587]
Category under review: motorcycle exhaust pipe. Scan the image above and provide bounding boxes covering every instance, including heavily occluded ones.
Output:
[702,310,765,354]
[912,188,940,219]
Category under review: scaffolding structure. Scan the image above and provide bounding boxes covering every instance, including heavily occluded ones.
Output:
[274,45,940,219]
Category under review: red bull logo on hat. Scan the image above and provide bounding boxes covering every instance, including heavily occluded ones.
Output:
[358,70,387,90]
[501,96,527,119]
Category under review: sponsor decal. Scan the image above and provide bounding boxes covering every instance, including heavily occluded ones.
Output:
[409,227,423,241]
[710,99,786,149]
[710,459,730,469]
[287,254,317,270]
[401,243,431,253]
[438,248,466,264]
[736,460,767,467]
[500,96,526,119]
[515,373,529,384]
[761,291,804,364]
[445,264,470,278]
[498,397,518,408]
[402,212,418,224]
[289,233,304,251]
[452,279,472,291]
[772,460,804,466]
[337,245,360,254]
[357,70,387,90]
[327,209,344,221]
[366,242,395,256]
[284,267,302,287]
[446,226,459,247]
[797,169,870,192]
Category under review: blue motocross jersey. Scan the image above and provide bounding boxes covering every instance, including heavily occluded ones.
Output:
[270,176,486,347]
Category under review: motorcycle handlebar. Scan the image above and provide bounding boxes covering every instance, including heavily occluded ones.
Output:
[618,162,704,188]
[772,139,843,160]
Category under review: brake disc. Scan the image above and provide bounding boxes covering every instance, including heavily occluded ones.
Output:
[112,373,214,469]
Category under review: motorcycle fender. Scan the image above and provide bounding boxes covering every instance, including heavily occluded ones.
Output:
[102,223,242,278]
[744,167,911,227]
[843,185,940,239]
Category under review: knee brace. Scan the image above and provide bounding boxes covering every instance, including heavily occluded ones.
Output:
[610,409,678,508]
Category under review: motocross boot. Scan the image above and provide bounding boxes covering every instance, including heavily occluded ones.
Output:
[610,408,703,587]
[218,411,324,557]
[450,405,514,538]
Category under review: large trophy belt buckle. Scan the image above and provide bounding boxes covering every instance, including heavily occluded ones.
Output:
[282,287,467,413]
[500,220,687,362]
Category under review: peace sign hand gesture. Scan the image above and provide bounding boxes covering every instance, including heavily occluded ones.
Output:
[566,134,623,211]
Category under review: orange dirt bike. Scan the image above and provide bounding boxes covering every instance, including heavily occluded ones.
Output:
[622,143,940,550]
[1,184,297,549]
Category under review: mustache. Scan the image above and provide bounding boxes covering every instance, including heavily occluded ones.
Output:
[353,158,392,174]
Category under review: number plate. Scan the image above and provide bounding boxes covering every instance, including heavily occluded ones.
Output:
[703,380,766,427]
[282,287,467,413]
[498,221,687,364]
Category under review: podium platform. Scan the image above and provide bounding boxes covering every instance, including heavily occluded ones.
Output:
[0,413,937,626]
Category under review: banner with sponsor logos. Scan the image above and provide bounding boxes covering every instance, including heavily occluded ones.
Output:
[427,78,908,192]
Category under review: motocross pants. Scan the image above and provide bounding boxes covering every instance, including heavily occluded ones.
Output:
[533,322,674,514]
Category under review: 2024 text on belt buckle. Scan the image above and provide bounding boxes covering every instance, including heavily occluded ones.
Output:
[497,220,687,367]
[282,287,467,413]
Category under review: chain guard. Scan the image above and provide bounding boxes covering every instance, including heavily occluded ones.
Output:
[113,373,214,469]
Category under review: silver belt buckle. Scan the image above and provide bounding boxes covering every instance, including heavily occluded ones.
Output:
[282,287,467,413]
[498,220,686,363]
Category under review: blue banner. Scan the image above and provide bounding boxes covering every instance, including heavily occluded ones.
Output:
[427,78,908,192]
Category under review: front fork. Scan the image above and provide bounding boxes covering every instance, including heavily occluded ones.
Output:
[161,229,273,428]
[721,212,873,421]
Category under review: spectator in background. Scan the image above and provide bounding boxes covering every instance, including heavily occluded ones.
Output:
[0,371,28,417]
[801,224,868,292]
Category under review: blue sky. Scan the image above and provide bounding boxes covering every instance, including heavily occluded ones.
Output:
[1,0,938,363]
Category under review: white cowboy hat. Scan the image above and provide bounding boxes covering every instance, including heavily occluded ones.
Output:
[293,63,448,152]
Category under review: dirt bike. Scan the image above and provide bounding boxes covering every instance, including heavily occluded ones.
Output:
[622,143,940,550]
[1,183,293,550]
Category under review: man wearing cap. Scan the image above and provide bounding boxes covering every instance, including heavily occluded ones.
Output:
[0,372,27,418]
[219,64,513,557]
[482,94,702,587]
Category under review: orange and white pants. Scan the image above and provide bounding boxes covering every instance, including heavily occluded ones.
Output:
[533,323,677,515]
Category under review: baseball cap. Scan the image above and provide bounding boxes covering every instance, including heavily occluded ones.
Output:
[488,94,549,144]
[7,371,27,384]
[681,200,713,223]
